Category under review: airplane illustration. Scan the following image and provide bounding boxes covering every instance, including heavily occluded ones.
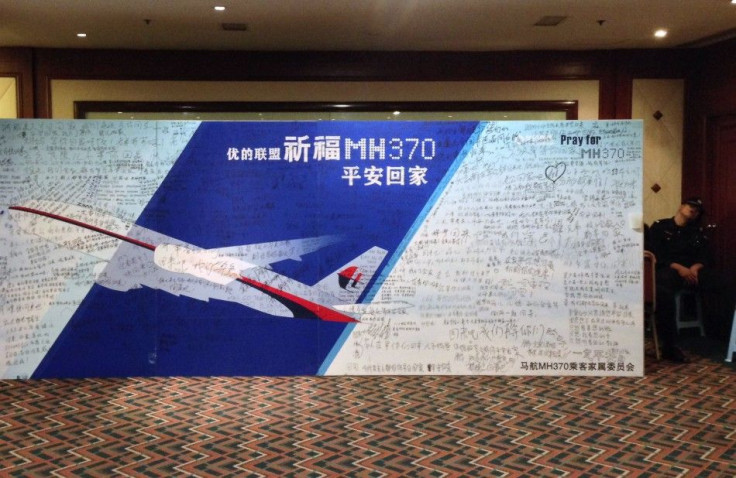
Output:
[7,200,388,323]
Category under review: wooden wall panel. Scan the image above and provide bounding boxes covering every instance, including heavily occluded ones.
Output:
[683,38,736,200]
[1,46,699,121]
[29,48,690,119]
[0,48,34,118]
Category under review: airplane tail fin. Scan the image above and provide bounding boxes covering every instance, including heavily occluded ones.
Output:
[315,246,387,304]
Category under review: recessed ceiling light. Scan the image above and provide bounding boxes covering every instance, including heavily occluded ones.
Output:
[77,33,87,38]
[654,29,668,38]
[214,6,226,11]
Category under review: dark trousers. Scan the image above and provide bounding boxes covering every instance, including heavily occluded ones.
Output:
[655,267,729,347]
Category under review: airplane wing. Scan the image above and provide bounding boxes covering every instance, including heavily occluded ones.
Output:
[7,200,355,319]
[97,239,295,316]
[9,199,343,272]
[210,234,343,267]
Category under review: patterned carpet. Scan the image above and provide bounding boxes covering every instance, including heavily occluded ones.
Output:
[1,347,735,477]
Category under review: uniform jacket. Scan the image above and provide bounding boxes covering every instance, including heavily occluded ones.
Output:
[648,217,710,269]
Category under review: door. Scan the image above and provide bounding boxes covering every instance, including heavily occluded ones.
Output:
[706,115,736,334]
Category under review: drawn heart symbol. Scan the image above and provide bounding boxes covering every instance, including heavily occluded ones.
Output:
[545,162,566,183]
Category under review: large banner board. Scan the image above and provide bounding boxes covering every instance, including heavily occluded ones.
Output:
[0,120,642,378]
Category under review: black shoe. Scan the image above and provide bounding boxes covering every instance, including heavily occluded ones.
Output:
[662,346,690,363]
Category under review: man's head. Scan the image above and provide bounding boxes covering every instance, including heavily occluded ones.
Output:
[678,197,704,223]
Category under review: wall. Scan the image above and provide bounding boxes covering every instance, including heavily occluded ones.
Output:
[632,79,684,224]
[50,79,600,119]
[0,48,33,118]
[0,77,17,118]
[30,49,631,119]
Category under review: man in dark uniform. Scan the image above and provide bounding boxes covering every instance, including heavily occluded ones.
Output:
[648,197,711,362]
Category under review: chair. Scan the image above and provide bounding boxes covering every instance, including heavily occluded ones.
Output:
[726,307,736,363]
[643,251,660,359]
[674,288,705,336]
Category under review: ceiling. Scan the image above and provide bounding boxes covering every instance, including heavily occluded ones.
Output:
[1,0,735,52]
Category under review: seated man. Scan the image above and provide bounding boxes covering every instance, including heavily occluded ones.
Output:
[648,197,712,362]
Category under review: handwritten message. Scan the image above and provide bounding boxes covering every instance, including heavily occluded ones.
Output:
[0,120,643,378]
[327,121,643,376]
[0,120,199,378]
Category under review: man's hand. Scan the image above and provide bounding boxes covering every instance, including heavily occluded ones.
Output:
[671,262,703,285]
